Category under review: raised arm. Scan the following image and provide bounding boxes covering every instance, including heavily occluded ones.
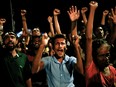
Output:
[67,6,80,36]
[101,10,109,25]
[109,7,116,44]
[47,16,55,37]
[21,9,29,34]
[67,5,83,74]
[53,8,62,34]
[85,1,98,67]
[21,9,30,46]
[0,18,6,45]
[101,10,109,39]
[32,33,49,73]
[0,18,6,30]
[81,7,88,26]
[72,35,84,75]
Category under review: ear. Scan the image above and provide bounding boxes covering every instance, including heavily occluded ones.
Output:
[16,39,18,44]
[64,47,67,51]
[2,45,5,48]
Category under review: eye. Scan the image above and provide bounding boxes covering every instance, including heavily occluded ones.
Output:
[11,35,16,39]
[98,53,110,58]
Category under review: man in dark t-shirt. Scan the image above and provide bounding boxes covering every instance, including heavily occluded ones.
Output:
[0,32,32,87]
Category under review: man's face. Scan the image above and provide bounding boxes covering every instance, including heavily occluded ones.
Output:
[53,38,67,58]
[96,27,104,38]
[32,28,41,36]
[4,34,18,51]
[32,37,41,49]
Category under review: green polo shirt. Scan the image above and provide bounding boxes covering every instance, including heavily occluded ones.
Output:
[0,51,32,87]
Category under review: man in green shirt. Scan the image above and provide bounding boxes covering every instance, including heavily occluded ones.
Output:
[0,32,32,87]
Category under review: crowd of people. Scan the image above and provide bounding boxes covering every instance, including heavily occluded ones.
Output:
[0,1,116,87]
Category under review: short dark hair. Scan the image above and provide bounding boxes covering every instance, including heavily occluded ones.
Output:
[3,32,18,42]
[51,34,67,47]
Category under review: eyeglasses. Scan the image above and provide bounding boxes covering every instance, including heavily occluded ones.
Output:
[97,53,110,58]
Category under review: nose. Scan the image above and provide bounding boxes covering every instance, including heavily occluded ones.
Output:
[59,43,62,47]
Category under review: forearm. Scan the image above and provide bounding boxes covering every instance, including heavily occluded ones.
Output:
[50,22,55,37]
[26,78,32,87]
[75,45,84,75]
[86,2,98,66]
[101,15,106,25]
[54,16,62,34]
[86,9,95,39]
[82,13,87,26]
[110,24,116,44]
[32,44,45,73]
[22,16,29,34]
[71,21,77,36]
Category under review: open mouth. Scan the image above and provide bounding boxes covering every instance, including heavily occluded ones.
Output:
[8,42,14,46]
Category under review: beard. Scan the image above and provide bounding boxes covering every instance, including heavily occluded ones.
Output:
[97,59,110,71]
[33,44,40,50]
[5,42,16,51]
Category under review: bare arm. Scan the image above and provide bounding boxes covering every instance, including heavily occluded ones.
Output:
[47,16,55,37]
[72,35,84,75]
[32,33,49,73]
[85,1,98,67]
[109,7,116,44]
[53,9,62,34]
[0,18,6,44]
[21,9,30,46]
[101,10,109,25]
[67,6,80,38]
[21,9,29,35]
[67,6,83,75]
[26,78,32,87]
[81,7,88,26]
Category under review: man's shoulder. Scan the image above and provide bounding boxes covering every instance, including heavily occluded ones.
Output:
[17,51,28,59]
[17,51,26,55]
[65,54,76,60]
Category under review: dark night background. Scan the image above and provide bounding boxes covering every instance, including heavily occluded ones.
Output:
[0,0,116,34]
